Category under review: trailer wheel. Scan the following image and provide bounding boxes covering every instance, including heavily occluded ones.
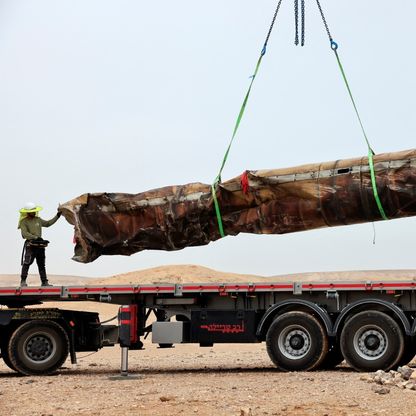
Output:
[340,310,404,372]
[1,344,17,372]
[266,311,328,371]
[8,320,69,376]
[397,338,415,367]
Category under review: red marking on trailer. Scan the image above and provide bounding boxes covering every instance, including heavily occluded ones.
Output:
[67,287,136,293]
[182,284,293,291]
[200,321,245,334]
[182,285,221,291]
[373,283,415,288]
[0,289,18,294]
[300,282,416,290]
[302,283,365,290]
[254,284,293,290]
[22,288,61,293]
[138,286,175,292]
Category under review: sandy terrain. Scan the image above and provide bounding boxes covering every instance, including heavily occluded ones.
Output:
[1,339,416,416]
[2,265,416,415]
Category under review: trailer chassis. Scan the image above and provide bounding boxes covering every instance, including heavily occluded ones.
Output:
[1,279,416,375]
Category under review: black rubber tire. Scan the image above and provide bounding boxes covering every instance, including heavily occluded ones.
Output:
[397,338,416,368]
[319,343,344,369]
[8,320,69,376]
[340,310,405,372]
[266,311,328,371]
[1,345,17,372]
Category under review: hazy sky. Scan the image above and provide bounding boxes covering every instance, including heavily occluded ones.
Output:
[0,1,415,278]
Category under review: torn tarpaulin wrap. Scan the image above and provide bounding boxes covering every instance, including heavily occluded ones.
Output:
[60,149,416,263]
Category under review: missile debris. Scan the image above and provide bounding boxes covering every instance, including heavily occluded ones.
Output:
[60,149,416,263]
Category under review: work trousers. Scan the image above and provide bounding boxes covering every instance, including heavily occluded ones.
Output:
[21,243,48,283]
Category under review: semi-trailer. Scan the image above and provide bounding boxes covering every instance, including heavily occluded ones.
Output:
[0,278,415,376]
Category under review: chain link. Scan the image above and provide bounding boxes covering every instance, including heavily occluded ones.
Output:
[263,0,284,53]
[294,0,299,45]
[301,0,305,46]
[295,0,305,46]
[315,0,333,42]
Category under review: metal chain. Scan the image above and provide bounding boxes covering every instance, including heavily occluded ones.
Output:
[263,0,284,53]
[294,0,299,45]
[301,0,305,46]
[295,0,305,46]
[315,0,333,42]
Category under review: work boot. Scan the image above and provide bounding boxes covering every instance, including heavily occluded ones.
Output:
[39,267,52,286]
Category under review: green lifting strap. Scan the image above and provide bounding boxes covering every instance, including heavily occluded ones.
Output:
[212,0,284,238]
[368,149,389,221]
[315,0,389,221]
[331,43,388,221]
[211,51,265,238]
[211,184,225,238]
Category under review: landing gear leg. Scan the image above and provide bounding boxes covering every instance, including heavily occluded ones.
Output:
[121,346,129,376]
[109,346,139,380]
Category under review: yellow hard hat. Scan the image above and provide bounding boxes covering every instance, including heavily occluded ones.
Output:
[19,202,43,214]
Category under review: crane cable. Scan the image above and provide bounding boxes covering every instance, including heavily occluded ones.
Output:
[212,0,388,239]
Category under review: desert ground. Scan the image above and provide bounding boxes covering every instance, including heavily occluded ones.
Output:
[2,265,416,416]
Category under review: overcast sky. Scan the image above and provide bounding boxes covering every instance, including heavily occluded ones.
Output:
[0,0,415,278]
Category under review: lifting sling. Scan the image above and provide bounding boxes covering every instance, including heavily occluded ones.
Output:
[212,0,389,238]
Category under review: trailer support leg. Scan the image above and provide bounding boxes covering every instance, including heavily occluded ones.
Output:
[121,346,129,376]
[109,346,139,380]
[109,305,141,380]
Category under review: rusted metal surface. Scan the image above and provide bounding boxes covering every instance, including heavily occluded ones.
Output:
[60,149,416,263]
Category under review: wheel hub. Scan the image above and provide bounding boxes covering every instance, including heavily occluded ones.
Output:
[278,326,311,360]
[353,327,387,360]
[26,335,53,361]
[364,334,380,350]
[289,334,305,350]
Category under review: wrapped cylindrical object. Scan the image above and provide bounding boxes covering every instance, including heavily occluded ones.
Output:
[60,149,416,263]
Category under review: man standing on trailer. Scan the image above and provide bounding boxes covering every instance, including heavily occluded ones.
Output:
[18,202,61,287]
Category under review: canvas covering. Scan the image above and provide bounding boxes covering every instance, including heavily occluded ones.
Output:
[60,149,416,263]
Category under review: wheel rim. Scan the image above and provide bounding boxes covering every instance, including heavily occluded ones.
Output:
[277,324,311,360]
[23,332,57,363]
[352,325,388,361]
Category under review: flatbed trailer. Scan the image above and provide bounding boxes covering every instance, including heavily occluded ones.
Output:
[1,278,416,375]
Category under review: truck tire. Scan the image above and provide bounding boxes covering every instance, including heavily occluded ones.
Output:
[8,320,69,376]
[266,311,328,371]
[397,338,415,367]
[1,344,17,372]
[340,310,405,372]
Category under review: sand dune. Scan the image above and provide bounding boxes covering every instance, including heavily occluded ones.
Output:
[2,265,416,289]
[95,265,416,285]
[94,264,265,285]
[0,274,93,287]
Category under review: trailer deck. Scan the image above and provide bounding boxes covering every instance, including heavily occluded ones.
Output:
[1,279,416,302]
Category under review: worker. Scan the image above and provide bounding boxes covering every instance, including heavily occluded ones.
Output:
[18,202,61,287]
